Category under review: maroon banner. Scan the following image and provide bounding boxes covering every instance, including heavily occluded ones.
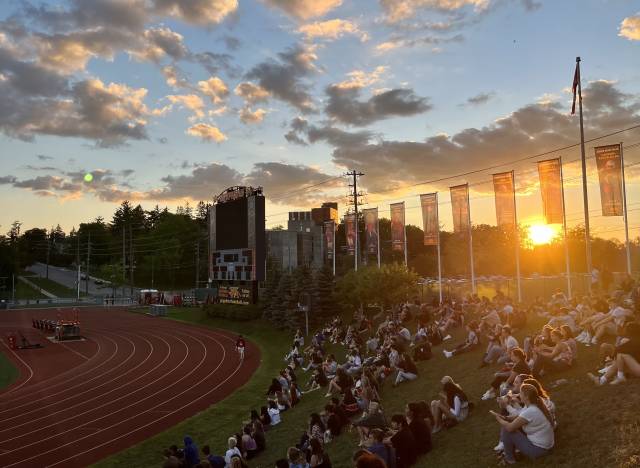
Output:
[390,202,405,252]
[537,158,564,224]
[420,193,439,245]
[450,184,470,233]
[324,221,335,260]
[345,214,356,255]
[493,171,516,229]
[363,208,379,255]
[594,144,623,216]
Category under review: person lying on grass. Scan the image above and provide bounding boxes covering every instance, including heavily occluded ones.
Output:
[481,348,531,401]
[443,320,479,359]
[588,321,640,385]
[430,376,470,434]
[491,383,554,465]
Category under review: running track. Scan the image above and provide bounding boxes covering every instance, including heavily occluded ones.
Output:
[0,307,259,467]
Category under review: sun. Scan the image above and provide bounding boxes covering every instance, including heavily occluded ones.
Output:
[528,224,557,245]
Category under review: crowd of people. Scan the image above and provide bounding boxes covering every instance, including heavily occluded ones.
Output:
[162,275,640,467]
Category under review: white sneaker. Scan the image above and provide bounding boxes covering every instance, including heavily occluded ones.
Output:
[494,441,504,452]
[443,335,452,341]
[481,390,496,401]
[591,336,598,345]
[443,350,453,358]
[576,331,587,342]
[610,375,627,385]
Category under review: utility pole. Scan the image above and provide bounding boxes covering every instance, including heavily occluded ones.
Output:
[46,229,51,279]
[76,231,80,301]
[347,170,365,271]
[195,241,200,290]
[86,232,91,296]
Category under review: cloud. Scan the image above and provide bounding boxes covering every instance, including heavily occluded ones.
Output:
[619,14,640,41]
[223,35,241,50]
[161,65,190,89]
[245,44,317,112]
[463,91,495,106]
[325,85,431,126]
[150,0,238,26]
[133,27,189,62]
[520,0,541,11]
[36,154,54,161]
[239,107,267,124]
[166,94,206,118]
[186,123,227,142]
[197,76,229,104]
[285,117,374,147]
[153,162,243,200]
[379,0,489,23]
[234,81,271,104]
[374,33,464,53]
[297,19,368,41]
[322,81,640,193]
[261,0,343,20]
[334,66,388,90]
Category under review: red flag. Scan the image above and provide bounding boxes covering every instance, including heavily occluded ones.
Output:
[571,62,580,115]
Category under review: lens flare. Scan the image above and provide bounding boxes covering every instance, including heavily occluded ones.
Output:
[84,173,93,183]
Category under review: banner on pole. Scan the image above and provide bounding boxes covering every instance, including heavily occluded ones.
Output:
[594,144,623,216]
[537,158,564,224]
[390,202,405,252]
[450,184,470,233]
[493,171,516,229]
[345,214,356,255]
[420,193,439,245]
[324,221,335,260]
[363,208,379,255]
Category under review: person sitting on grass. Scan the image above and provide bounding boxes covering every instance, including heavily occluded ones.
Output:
[183,435,200,467]
[276,390,291,412]
[267,378,282,396]
[323,354,338,379]
[588,322,640,385]
[259,405,271,427]
[162,448,181,468]
[325,404,344,439]
[385,414,417,468]
[430,376,470,434]
[287,447,310,468]
[224,437,242,468]
[491,383,554,465]
[481,348,530,401]
[587,300,633,346]
[443,320,479,358]
[307,368,328,392]
[353,400,387,447]
[325,367,353,398]
[531,328,573,379]
[367,429,396,468]
[202,445,225,468]
[482,326,519,367]
[268,400,281,425]
[355,450,391,468]
[406,402,432,457]
[394,352,418,387]
[309,438,332,468]
[250,417,266,453]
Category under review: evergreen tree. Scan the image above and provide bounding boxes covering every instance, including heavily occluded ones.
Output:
[271,272,295,329]
[312,266,336,328]
[262,259,282,321]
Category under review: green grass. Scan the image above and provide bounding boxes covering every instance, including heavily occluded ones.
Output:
[23,275,78,298]
[95,308,640,468]
[13,280,47,300]
[0,351,19,390]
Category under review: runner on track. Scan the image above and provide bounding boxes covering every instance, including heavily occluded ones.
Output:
[236,335,246,361]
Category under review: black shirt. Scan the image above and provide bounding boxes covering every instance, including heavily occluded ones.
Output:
[391,426,417,468]
[408,418,432,455]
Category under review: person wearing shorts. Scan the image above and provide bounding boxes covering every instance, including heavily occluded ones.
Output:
[236,335,246,360]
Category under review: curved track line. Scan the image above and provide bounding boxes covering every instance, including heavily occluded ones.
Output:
[0,340,34,395]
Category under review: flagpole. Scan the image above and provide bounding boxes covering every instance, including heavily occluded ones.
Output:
[403,204,408,267]
[436,193,443,304]
[576,57,593,289]
[560,158,572,299]
[620,143,632,275]
[511,171,522,302]
[467,187,476,295]
[377,212,381,268]
[332,221,336,276]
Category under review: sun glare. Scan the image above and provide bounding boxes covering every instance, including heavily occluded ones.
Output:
[529,224,557,245]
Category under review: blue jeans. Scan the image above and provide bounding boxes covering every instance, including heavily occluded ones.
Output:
[500,428,550,463]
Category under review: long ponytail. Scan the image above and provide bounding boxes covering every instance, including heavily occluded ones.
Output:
[520,384,554,425]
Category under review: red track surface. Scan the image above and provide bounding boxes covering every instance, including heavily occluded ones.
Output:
[0,307,259,467]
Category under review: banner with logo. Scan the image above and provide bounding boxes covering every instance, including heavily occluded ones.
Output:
[594,144,623,216]
[324,221,335,260]
[345,214,356,255]
[420,193,439,245]
[390,202,405,252]
[363,208,379,255]
[537,158,564,224]
[450,184,470,233]
[493,171,516,229]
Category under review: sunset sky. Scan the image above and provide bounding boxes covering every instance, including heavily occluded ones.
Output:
[1,0,639,240]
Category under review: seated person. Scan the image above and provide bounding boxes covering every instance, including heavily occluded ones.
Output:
[532,329,573,379]
[384,414,417,468]
[443,321,479,358]
[325,367,353,398]
[431,376,470,433]
[267,400,281,425]
[266,378,282,396]
[307,368,329,391]
[367,429,396,468]
[353,400,387,446]
[481,348,530,401]
[394,352,418,387]
[406,402,432,456]
[589,322,640,385]
[491,383,554,465]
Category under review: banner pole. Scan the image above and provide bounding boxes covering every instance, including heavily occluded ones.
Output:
[332,221,336,276]
[511,171,522,302]
[576,57,593,288]
[404,204,408,267]
[560,158,572,299]
[377,213,381,268]
[467,187,476,294]
[436,193,443,304]
[620,143,632,275]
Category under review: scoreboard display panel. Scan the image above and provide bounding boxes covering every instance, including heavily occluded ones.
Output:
[215,197,248,250]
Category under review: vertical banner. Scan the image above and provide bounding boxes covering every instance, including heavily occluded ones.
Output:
[537,158,565,224]
[420,193,439,245]
[450,184,470,233]
[390,202,405,252]
[594,144,623,216]
[493,171,516,229]
[324,221,335,260]
[345,214,356,255]
[363,208,379,255]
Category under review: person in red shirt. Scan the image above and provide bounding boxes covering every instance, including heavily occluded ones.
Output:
[236,335,246,360]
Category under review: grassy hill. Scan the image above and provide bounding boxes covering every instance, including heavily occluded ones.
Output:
[95,307,640,468]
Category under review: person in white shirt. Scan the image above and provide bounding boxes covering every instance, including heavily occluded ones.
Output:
[588,302,631,345]
[267,400,281,425]
[224,437,242,468]
[483,326,519,365]
[491,384,554,464]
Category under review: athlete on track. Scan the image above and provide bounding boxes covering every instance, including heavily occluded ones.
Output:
[236,335,246,361]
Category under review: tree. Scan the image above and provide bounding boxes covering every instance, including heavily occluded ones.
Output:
[312,266,336,327]
[262,259,282,321]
